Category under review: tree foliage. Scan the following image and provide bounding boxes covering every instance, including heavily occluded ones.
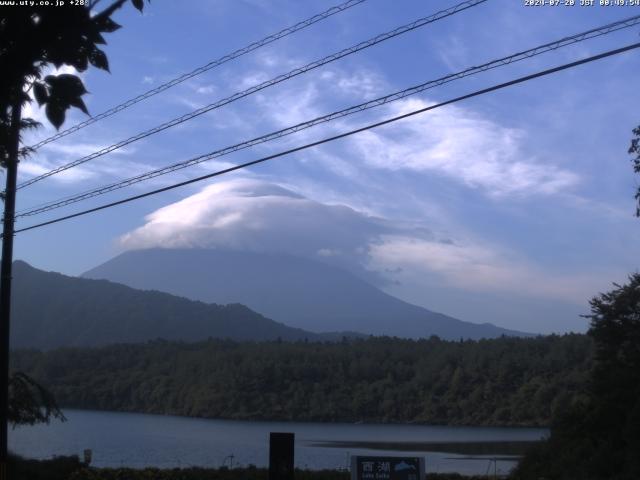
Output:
[514,274,640,479]
[0,0,149,430]
[8,453,84,480]
[628,126,640,216]
[7,372,65,427]
[0,0,149,170]
[13,334,593,427]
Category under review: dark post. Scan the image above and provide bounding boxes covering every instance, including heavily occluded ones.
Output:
[269,432,294,480]
[0,99,22,480]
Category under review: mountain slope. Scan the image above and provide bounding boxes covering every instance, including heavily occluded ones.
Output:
[10,260,324,349]
[84,248,529,340]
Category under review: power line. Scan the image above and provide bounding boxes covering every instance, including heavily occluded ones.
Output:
[15,14,640,218]
[24,0,368,152]
[15,0,488,190]
[12,41,640,235]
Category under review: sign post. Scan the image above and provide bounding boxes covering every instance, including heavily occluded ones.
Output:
[269,432,294,480]
[351,455,425,480]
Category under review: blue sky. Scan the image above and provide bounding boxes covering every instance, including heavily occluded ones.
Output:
[14,0,640,334]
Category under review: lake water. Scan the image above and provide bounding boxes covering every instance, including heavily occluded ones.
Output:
[9,409,547,476]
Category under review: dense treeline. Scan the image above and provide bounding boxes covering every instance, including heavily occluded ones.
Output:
[514,274,640,479]
[12,334,592,427]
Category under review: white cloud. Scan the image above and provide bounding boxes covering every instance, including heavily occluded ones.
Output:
[348,98,580,197]
[18,155,94,184]
[119,178,396,278]
[22,98,48,127]
[169,94,206,111]
[254,52,299,70]
[43,142,134,158]
[335,69,386,100]
[435,35,471,72]
[367,235,605,304]
[238,71,270,90]
[16,140,140,185]
[18,149,153,186]
[119,178,607,308]
[203,60,580,200]
[255,66,387,127]
[255,81,321,128]
[196,85,216,95]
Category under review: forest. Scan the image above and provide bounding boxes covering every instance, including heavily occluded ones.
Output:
[12,334,592,427]
[514,274,640,479]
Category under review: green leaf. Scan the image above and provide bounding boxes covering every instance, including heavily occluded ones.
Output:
[45,102,66,130]
[9,372,66,427]
[32,82,49,106]
[43,74,90,123]
[70,53,89,72]
[68,96,89,116]
[45,74,88,97]
[88,30,107,45]
[95,16,121,33]
[89,48,109,72]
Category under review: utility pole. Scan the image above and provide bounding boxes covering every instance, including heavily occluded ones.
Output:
[0,98,22,480]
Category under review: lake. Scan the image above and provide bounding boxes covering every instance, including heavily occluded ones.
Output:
[9,409,548,476]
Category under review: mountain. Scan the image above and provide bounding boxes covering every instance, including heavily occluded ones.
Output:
[84,248,529,340]
[10,260,326,350]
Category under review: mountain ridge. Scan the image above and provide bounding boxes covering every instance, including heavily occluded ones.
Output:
[10,260,333,349]
[83,248,531,340]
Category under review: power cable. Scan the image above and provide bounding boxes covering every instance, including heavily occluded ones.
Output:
[15,0,488,190]
[12,41,640,235]
[24,0,369,151]
[15,14,640,218]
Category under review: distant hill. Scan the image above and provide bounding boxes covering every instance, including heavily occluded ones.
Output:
[84,248,530,340]
[10,261,326,349]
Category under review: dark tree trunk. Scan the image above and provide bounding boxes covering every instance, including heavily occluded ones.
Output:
[0,99,22,479]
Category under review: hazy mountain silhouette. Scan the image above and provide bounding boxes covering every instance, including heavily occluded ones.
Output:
[11,260,328,349]
[84,248,530,339]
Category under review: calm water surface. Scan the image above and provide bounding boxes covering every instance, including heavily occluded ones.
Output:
[9,409,548,476]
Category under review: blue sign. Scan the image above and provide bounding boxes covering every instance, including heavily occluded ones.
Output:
[351,455,425,480]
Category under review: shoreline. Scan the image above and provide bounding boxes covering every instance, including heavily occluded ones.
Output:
[308,440,538,456]
[11,409,544,475]
[53,406,552,430]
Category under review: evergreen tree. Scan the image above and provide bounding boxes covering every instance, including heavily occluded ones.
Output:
[515,275,640,479]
